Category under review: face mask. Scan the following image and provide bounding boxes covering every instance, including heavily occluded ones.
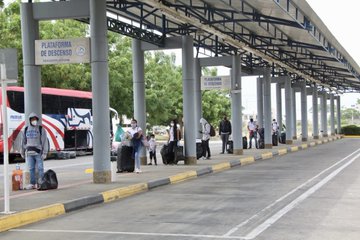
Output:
[131,123,136,128]
[170,123,174,127]
[151,137,155,140]
[31,120,38,126]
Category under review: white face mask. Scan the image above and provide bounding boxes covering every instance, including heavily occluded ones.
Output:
[131,123,136,128]
[31,120,38,126]
[170,123,174,127]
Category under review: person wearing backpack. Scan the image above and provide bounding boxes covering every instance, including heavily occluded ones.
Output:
[219,115,232,154]
[21,113,48,190]
[167,119,181,164]
[199,118,211,160]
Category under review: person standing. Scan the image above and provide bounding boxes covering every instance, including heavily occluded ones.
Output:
[148,134,157,165]
[219,115,232,154]
[199,118,211,159]
[168,119,181,164]
[247,118,258,149]
[127,119,143,173]
[21,113,48,190]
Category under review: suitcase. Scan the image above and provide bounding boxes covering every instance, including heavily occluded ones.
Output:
[258,139,265,149]
[227,140,233,153]
[196,142,203,159]
[279,132,286,144]
[117,146,134,172]
[160,145,171,165]
[242,136,248,149]
[272,133,278,146]
[174,146,185,164]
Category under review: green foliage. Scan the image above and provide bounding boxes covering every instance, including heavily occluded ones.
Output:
[341,125,360,135]
[341,108,360,125]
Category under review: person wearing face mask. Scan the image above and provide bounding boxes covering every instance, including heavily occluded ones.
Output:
[21,113,48,190]
[167,119,180,164]
[148,134,157,165]
[127,119,143,173]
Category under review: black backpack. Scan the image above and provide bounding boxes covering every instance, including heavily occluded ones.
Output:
[209,124,216,137]
[37,169,58,191]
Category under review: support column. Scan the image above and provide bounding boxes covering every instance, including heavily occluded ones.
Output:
[257,77,263,128]
[90,0,110,183]
[330,94,335,136]
[336,96,341,134]
[292,88,297,139]
[231,55,243,154]
[312,85,319,139]
[276,83,282,132]
[21,3,41,185]
[182,36,196,164]
[285,77,293,144]
[321,92,328,137]
[194,58,202,139]
[132,39,147,165]
[300,81,308,141]
[263,68,272,149]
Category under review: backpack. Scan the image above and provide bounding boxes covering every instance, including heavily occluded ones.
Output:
[209,124,216,137]
[37,169,58,191]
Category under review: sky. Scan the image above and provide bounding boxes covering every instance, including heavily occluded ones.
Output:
[3,0,360,110]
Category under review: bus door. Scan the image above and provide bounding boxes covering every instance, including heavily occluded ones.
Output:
[65,108,93,150]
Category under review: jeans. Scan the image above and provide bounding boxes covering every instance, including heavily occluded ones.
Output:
[27,153,44,185]
[134,145,142,170]
[221,133,230,153]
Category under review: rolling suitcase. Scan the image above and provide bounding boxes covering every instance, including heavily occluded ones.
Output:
[272,133,278,146]
[242,136,248,150]
[196,141,203,159]
[227,140,233,153]
[174,146,185,164]
[160,144,171,165]
[279,132,286,144]
[117,145,134,172]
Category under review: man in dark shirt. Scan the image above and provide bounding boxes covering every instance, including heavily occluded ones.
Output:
[219,115,232,153]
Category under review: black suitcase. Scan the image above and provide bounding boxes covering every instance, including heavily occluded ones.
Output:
[196,142,203,159]
[279,132,286,144]
[258,139,265,149]
[272,133,278,146]
[227,140,233,153]
[242,136,248,149]
[160,145,171,165]
[174,146,185,164]
[117,146,134,172]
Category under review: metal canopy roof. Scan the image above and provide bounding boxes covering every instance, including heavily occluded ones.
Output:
[98,0,360,93]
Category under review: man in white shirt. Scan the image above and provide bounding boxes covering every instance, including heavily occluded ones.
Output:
[247,118,258,149]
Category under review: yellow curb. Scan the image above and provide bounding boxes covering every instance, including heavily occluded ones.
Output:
[85,168,93,174]
[101,183,148,203]
[278,149,287,155]
[343,135,360,138]
[309,142,316,147]
[261,152,273,159]
[0,204,65,232]
[169,171,197,184]
[240,156,255,165]
[290,146,299,152]
[212,162,231,172]
[301,144,308,149]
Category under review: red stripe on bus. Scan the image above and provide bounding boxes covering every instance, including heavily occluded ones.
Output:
[42,118,65,138]
[43,124,60,151]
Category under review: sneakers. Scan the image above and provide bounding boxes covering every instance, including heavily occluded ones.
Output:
[25,184,36,190]
[135,168,142,174]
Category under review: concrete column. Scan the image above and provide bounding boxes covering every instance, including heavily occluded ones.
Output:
[292,88,297,139]
[90,0,110,183]
[336,96,341,134]
[257,77,263,128]
[321,92,328,137]
[276,83,282,132]
[182,36,196,164]
[330,94,335,136]
[285,77,293,144]
[300,81,308,141]
[263,68,272,149]
[312,85,319,139]
[231,55,243,154]
[20,3,41,185]
[194,58,202,139]
[132,39,147,165]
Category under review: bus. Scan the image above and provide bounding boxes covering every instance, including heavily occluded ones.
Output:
[0,86,118,160]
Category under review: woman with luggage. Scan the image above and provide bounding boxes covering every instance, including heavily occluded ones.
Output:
[128,119,143,173]
[167,119,181,164]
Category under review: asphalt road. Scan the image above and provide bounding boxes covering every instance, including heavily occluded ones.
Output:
[1,139,360,240]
